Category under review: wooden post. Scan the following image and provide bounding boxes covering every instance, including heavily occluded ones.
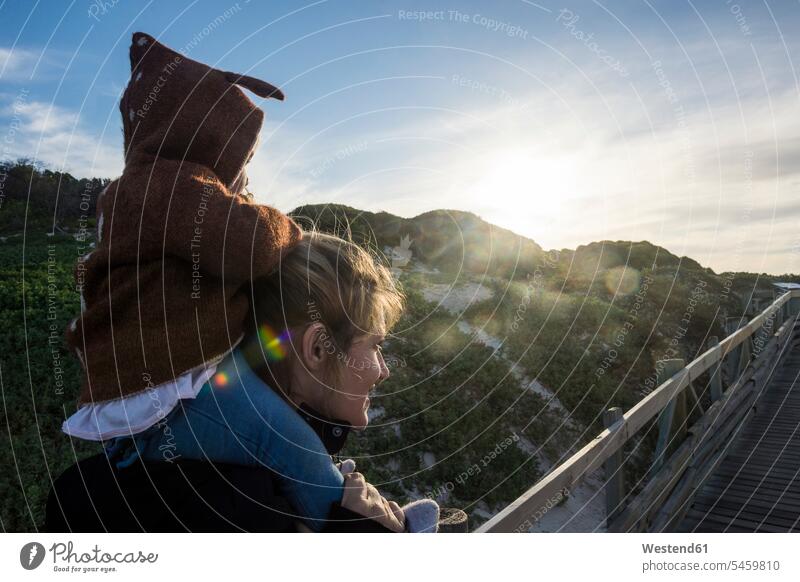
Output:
[437,508,469,532]
[708,336,723,402]
[686,380,704,415]
[737,333,752,377]
[756,310,770,358]
[652,359,686,473]
[674,388,688,444]
[772,288,780,303]
[603,407,625,525]
[725,317,744,385]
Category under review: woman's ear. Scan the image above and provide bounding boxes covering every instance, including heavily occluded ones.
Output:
[301,322,328,371]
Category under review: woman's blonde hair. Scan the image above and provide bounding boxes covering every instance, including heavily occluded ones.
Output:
[246,229,405,402]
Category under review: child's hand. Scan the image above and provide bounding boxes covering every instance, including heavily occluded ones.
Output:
[336,459,440,532]
[337,459,405,532]
[400,499,440,533]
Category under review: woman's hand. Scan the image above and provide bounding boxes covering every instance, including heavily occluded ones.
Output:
[338,459,405,532]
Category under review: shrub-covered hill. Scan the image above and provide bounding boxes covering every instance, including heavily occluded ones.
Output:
[0,160,108,233]
[290,203,545,278]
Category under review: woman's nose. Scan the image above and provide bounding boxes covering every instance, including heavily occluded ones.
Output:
[377,352,390,383]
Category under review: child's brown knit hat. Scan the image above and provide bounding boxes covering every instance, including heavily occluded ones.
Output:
[119,32,284,192]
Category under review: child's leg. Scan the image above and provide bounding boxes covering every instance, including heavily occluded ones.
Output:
[127,348,345,531]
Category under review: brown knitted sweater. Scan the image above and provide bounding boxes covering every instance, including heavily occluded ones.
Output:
[65,32,302,405]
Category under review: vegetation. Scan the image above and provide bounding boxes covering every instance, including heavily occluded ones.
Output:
[0,159,107,234]
[2,161,798,531]
[0,235,99,531]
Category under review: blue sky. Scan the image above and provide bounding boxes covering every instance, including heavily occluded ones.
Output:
[1,0,798,274]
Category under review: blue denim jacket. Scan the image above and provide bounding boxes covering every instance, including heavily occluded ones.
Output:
[106,345,346,531]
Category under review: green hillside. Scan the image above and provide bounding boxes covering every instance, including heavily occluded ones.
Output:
[290,203,545,278]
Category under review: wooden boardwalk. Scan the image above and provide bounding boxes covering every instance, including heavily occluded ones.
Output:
[478,291,800,533]
[677,347,800,532]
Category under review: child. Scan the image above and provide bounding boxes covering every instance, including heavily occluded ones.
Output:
[63,32,299,418]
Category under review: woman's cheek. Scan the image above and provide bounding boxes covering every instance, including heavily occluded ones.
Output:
[367,354,382,383]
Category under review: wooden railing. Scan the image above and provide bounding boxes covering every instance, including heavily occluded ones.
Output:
[476,289,800,533]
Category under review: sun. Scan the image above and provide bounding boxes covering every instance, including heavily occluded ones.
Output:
[467,149,576,220]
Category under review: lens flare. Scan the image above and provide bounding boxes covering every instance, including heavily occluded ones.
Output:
[258,324,290,361]
[604,266,640,296]
[211,371,229,387]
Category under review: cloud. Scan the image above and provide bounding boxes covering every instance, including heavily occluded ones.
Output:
[0,96,123,179]
[0,48,38,80]
[0,47,65,81]
[3,100,78,133]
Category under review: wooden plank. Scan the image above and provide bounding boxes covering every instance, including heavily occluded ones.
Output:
[691,500,798,525]
[649,467,697,532]
[720,437,800,458]
[719,457,800,475]
[683,508,796,532]
[697,490,800,512]
[696,492,800,514]
[708,337,724,401]
[690,499,800,527]
[726,317,744,384]
[738,334,753,377]
[676,388,689,441]
[679,514,755,533]
[653,360,686,473]
[708,469,800,490]
[602,407,625,525]
[688,506,798,532]
[705,474,800,495]
[695,490,800,512]
[696,487,800,509]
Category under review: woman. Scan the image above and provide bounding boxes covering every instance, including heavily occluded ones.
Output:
[106,230,439,532]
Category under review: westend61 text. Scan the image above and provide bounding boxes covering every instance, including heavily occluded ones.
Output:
[642,543,708,554]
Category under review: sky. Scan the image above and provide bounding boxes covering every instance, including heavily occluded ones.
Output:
[1,0,798,275]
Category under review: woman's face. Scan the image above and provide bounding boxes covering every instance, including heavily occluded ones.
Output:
[326,332,390,430]
[289,324,391,430]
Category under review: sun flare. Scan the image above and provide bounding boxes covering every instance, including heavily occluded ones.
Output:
[468,149,577,220]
